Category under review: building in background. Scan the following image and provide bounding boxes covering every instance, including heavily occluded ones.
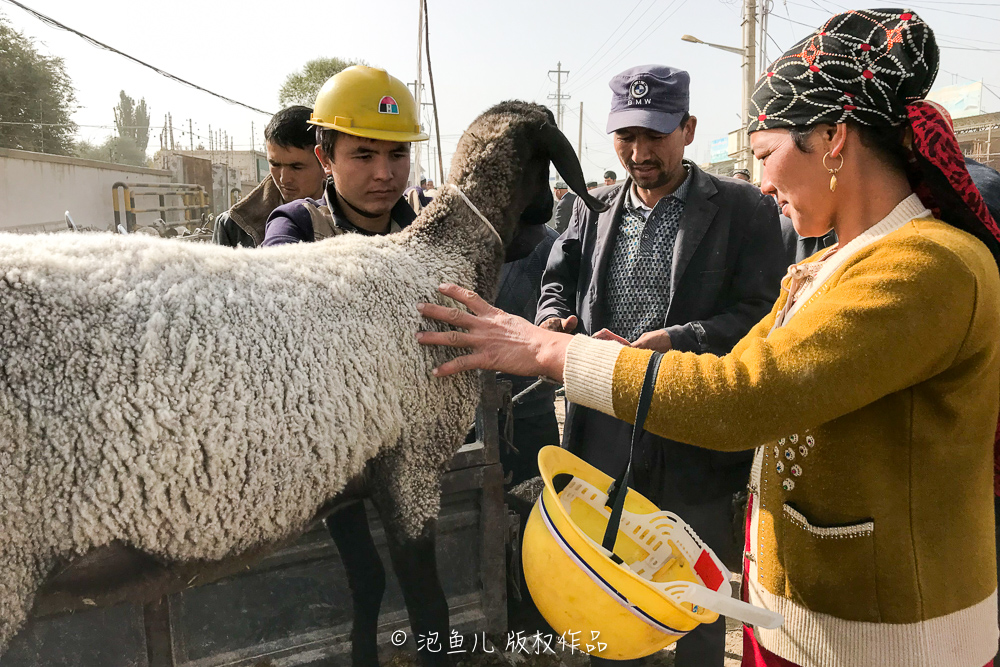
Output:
[952,111,1000,171]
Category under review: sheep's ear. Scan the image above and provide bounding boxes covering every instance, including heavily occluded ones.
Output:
[539,124,610,213]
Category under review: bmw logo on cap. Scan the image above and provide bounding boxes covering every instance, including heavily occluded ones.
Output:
[630,80,649,99]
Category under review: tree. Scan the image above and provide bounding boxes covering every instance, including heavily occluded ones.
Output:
[76,136,148,168]
[113,90,150,153]
[0,13,77,155]
[278,57,366,108]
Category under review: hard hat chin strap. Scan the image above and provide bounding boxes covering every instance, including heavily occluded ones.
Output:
[446,184,504,248]
[602,352,664,554]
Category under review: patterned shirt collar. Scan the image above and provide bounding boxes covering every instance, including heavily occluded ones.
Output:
[626,165,692,217]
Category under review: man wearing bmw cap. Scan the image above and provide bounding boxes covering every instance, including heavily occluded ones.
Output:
[536,65,784,667]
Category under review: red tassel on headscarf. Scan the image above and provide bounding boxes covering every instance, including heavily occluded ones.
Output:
[905,101,1000,244]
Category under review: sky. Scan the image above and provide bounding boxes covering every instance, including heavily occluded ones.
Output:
[4,0,1000,183]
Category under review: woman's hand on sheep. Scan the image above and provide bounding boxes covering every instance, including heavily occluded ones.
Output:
[416,283,572,381]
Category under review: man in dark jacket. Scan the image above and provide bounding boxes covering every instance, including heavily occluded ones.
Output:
[495,225,560,487]
[552,182,577,234]
[779,215,837,266]
[536,65,784,667]
[213,106,326,248]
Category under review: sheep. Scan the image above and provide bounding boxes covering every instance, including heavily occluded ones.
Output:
[0,100,606,665]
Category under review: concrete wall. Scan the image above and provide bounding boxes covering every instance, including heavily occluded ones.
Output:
[0,149,174,233]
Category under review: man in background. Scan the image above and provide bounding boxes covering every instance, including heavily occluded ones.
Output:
[213,106,326,248]
[603,169,617,185]
[495,225,561,487]
[537,64,783,667]
[552,181,576,233]
[404,177,432,213]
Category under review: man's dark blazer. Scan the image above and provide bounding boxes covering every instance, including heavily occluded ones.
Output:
[536,161,785,502]
[552,192,577,234]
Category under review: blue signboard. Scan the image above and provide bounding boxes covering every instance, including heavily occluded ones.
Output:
[710,137,730,163]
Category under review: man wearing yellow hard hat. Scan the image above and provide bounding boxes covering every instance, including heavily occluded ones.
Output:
[260,65,438,665]
[261,65,428,245]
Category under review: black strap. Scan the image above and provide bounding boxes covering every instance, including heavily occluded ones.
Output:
[601,351,664,553]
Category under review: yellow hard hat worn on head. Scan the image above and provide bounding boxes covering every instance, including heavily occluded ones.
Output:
[309,65,429,143]
[522,446,782,660]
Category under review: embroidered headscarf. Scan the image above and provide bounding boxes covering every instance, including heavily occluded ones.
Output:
[748,8,1000,262]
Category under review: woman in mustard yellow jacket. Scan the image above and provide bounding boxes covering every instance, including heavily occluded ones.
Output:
[418,9,1000,667]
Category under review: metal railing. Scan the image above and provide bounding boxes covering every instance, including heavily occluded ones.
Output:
[111,182,209,233]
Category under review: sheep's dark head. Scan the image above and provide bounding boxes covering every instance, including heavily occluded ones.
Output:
[450,101,609,261]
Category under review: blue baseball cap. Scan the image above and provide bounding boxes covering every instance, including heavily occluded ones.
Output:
[606,65,690,135]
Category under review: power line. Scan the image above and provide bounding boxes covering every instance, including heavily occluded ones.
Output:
[565,0,675,95]
[899,0,1000,21]
[940,45,1000,52]
[783,0,1000,47]
[0,121,163,129]
[580,0,690,91]
[567,0,688,95]
[568,0,658,87]
[768,12,819,29]
[787,0,1000,21]
[0,0,273,116]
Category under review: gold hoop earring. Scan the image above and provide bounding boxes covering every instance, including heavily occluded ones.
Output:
[823,152,845,192]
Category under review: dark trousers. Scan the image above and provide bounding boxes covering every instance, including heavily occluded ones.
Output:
[580,410,736,667]
[500,410,560,488]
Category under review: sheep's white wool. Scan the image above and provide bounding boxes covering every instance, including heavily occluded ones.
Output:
[0,228,481,645]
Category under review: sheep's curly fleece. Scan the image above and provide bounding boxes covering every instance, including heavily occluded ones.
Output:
[0,229,482,645]
[0,100,544,652]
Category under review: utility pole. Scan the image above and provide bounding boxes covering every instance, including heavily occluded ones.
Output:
[250,121,255,153]
[425,109,432,181]
[577,102,583,160]
[409,80,426,184]
[413,0,425,186]
[209,124,213,152]
[548,61,570,131]
[188,119,194,151]
[168,113,175,150]
[740,0,757,169]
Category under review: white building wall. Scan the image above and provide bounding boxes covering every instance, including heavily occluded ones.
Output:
[0,149,174,233]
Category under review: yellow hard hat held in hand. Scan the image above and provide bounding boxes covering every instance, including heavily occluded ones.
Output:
[523,446,783,660]
[309,65,429,143]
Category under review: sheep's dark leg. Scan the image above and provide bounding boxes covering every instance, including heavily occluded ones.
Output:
[380,518,452,667]
[326,500,385,667]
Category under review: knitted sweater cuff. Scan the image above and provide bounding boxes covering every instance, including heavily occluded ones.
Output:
[563,335,623,416]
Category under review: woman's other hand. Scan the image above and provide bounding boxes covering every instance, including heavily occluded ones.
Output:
[416,283,573,380]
